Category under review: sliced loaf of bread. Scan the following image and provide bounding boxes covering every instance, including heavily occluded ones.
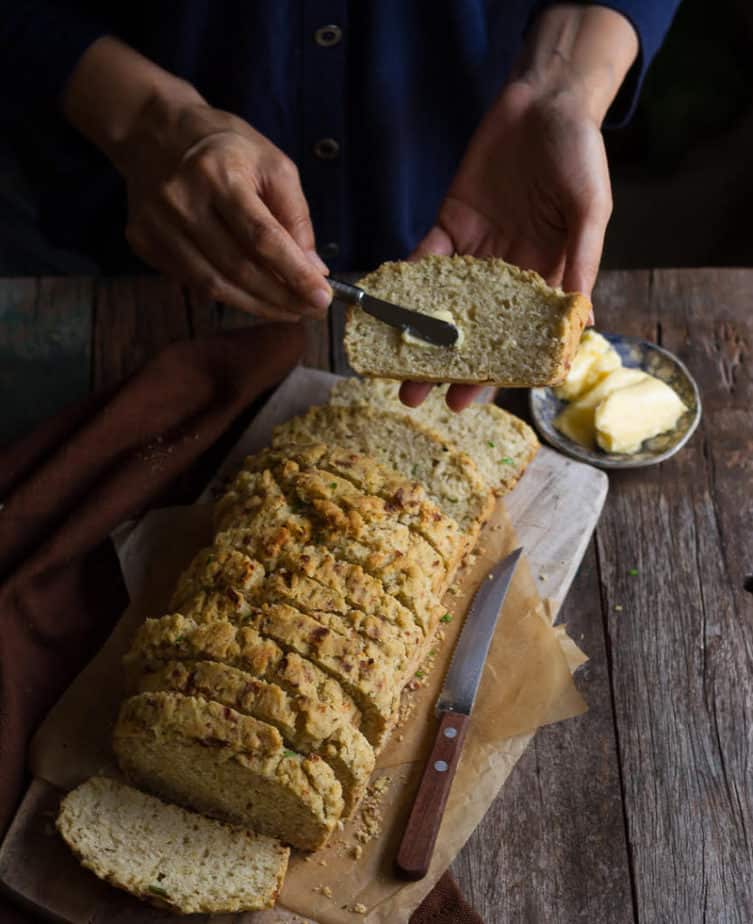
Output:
[57,776,289,914]
[329,377,539,495]
[344,255,590,386]
[113,692,343,851]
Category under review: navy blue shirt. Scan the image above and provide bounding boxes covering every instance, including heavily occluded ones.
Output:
[0,1,680,272]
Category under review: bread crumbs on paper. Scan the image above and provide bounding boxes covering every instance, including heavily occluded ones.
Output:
[353,776,391,845]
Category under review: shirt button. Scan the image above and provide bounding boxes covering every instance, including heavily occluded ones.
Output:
[313,138,340,160]
[314,25,343,47]
[320,242,339,259]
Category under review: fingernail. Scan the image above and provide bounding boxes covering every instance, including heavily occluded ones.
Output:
[310,287,332,312]
[307,250,330,274]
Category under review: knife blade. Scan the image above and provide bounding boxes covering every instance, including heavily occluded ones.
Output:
[329,277,459,347]
[396,547,523,880]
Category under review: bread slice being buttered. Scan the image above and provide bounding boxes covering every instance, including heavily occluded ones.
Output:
[329,377,539,496]
[56,776,289,914]
[344,255,590,387]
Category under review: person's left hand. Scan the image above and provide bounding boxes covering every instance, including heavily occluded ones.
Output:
[399,76,611,412]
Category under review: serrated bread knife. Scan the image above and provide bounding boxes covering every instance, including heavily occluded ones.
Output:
[329,278,459,347]
[396,547,523,880]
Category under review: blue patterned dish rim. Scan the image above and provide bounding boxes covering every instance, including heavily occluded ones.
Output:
[529,332,702,470]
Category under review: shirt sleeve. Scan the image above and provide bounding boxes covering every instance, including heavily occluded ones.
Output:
[0,2,110,119]
[530,1,683,127]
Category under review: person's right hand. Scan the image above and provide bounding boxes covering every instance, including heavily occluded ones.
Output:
[121,101,331,320]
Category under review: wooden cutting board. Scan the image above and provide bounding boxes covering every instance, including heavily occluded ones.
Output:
[0,368,608,923]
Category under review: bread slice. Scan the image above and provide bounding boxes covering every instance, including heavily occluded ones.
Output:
[125,613,362,734]
[270,405,494,538]
[57,776,289,914]
[344,255,590,386]
[329,377,539,495]
[137,660,374,815]
[113,692,343,851]
[234,446,465,568]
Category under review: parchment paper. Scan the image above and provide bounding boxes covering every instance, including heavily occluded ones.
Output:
[29,368,588,923]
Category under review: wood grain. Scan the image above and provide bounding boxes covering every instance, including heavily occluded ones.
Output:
[595,268,753,923]
[91,276,189,389]
[0,277,93,443]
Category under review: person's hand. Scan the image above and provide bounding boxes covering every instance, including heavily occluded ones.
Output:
[400,81,609,410]
[62,37,331,320]
[399,4,637,411]
[121,102,331,320]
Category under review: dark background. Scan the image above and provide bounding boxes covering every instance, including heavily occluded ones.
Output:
[1,0,752,277]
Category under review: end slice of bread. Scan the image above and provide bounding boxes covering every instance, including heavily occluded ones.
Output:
[344,255,590,386]
[57,776,289,914]
[329,377,539,495]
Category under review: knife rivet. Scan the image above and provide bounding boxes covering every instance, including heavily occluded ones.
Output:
[443,727,458,739]
[434,760,449,773]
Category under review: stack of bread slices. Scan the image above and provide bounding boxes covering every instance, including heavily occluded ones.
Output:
[57,376,539,914]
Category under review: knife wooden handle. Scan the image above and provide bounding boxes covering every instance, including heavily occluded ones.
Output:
[396,711,470,880]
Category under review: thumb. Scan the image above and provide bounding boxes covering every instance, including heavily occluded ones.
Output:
[563,214,605,299]
[411,225,455,260]
[563,212,608,325]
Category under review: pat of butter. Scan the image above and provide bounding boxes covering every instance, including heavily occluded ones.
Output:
[554,368,648,448]
[402,309,464,349]
[595,376,687,453]
[554,330,621,401]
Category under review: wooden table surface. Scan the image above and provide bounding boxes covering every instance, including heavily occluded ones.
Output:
[1,269,751,923]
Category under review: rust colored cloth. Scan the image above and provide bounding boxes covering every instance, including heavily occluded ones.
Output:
[0,324,482,923]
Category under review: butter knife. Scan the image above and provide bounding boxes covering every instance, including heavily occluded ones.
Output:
[396,547,523,880]
[329,278,459,347]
